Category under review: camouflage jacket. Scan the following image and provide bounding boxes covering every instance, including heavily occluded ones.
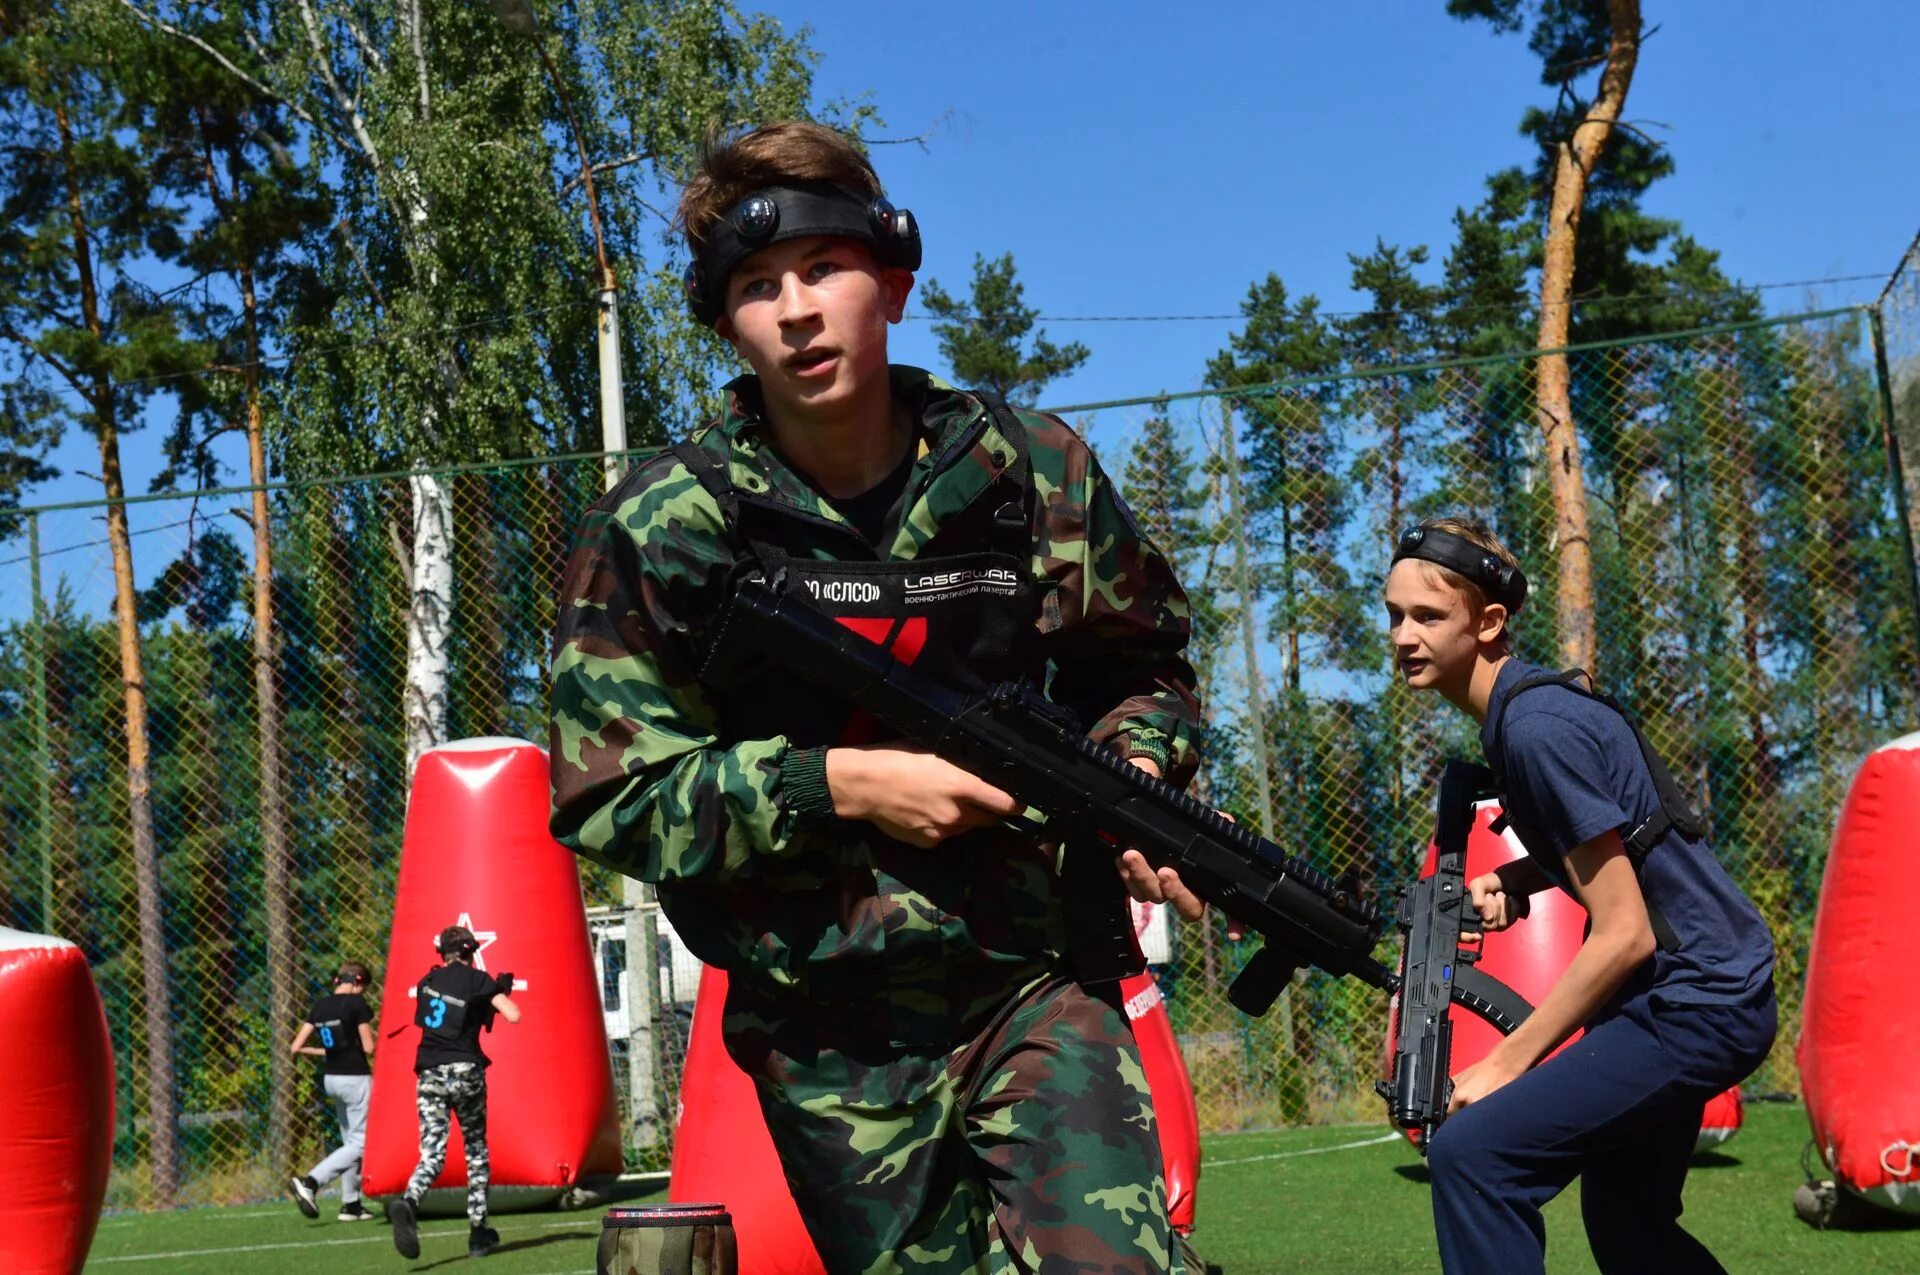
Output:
[550,367,1201,1048]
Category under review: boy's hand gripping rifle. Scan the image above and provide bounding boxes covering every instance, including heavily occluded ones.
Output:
[1377,759,1536,1150]
[700,577,1391,1014]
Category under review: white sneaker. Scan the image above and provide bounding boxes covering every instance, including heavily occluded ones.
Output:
[288,1175,319,1219]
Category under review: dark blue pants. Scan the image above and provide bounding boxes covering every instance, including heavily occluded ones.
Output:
[1427,986,1776,1275]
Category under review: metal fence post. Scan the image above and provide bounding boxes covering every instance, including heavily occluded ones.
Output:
[1867,306,1920,660]
[623,892,663,1154]
[28,512,53,932]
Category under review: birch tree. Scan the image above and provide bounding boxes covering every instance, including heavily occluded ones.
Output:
[124,0,832,775]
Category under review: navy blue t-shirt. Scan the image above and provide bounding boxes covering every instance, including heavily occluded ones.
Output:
[1480,659,1774,1009]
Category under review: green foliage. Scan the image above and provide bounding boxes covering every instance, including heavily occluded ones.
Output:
[1206,276,1367,684]
[1119,405,1228,694]
[920,252,1089,404]
[1438,170,1535,357]
[0,0,211,462]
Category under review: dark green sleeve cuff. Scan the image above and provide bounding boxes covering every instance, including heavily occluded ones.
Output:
[780,745,837,820]
[1116,727,1173,772]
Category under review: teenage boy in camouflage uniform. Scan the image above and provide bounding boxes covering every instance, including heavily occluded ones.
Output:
[549,120,1205,1273]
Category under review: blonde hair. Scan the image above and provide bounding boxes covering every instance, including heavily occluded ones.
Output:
[1406,516,1523,646]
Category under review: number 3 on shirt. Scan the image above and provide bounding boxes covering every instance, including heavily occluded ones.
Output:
[425,997,447,1029]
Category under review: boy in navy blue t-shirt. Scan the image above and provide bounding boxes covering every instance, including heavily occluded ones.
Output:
[1383,516,1776,1275]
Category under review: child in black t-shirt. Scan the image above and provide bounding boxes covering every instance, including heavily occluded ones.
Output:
[286,962,376,1222]
[388,926,521,1260]
[1384,516,1776,1275]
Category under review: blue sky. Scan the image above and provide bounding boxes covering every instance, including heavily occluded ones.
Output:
[789,0,1920,405]
[22,0,1920,511]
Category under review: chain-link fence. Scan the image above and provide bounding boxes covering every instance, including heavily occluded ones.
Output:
[2,306,1915,1209]
[1872,231,1920,639]
[1075,304,1919,1131]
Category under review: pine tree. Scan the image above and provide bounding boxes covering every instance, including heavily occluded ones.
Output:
[126,5,330,1177]
[1120,404,1222,675]
[1450,0,1647,673]
[0,0,213,1202]
[1206,275,1360,691]
[921,253,1089,404]
[1340,240,1442,538]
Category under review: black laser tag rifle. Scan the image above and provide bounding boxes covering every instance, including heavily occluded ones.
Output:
[1376,759,1536,1150]
[700,576,1391,1013]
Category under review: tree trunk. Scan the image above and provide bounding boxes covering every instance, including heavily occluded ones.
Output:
[1220,402,1278,839]
[406,471,453,774]
[240,262,298,1181]
[1533,0,1642,675]
[1709,356,1781,806]
[55,95,178,1206]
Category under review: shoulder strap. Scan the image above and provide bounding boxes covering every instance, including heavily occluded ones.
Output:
[669,436,794,577]
[669,437,740,529]
[969,388,1035,559]
[1487,667,1702,953]
[1484,669,1584,790]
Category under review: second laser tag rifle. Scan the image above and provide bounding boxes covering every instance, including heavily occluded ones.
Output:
[1377,758,1536,1150]
[699,575,1391,1013]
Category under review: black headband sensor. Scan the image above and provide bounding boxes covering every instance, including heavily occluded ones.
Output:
[683,183,921,326]
[1392,525,1529,614]
[436,926,479,960]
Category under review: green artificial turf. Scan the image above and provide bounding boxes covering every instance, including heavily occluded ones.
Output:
[85,1104,1915,1273]
[1185,1103,1918,1274]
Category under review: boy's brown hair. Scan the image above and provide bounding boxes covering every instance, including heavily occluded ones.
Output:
[675,121,881,252]
[335,961,371,986]
[1411,516,1523,640]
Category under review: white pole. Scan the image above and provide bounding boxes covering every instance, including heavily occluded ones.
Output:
[597,275,628,490]
[592,269,658,1151]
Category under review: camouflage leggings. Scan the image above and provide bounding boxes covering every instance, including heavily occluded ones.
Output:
[748,974,1180,1275]
[404,1061,490,1225]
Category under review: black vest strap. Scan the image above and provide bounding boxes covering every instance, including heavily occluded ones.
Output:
[968,388,1035,561]
[1487,668,1701,953]
[668,437,794,576]
[670,436,733,505]
[673,391,1038,570]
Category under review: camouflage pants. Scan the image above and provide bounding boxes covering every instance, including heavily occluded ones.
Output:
[742,973,1179,1275]
[405,1061,490,1225]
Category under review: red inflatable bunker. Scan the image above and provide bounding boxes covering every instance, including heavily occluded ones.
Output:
[1387,798,1741,1152]
[364,738,622,1212]
[669,968,822,1275]
[0,929,114,1275]
[1799,731,1920,1214]
[669,902,1204,1273]
[1696,1086,1743,1154]
[1122,898,1201,1235]
[1385,797,1589,1143]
